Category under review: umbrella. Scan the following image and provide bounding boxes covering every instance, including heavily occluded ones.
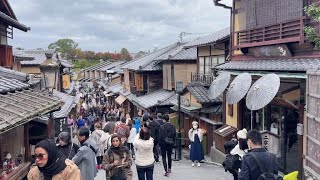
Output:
[246,74,280,110]
[226,73,252,104]
[208,72,231,100]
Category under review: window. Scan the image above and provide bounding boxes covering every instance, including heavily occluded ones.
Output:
[199,57,205,75]
[171,64,174,81]
[198,56,225,74]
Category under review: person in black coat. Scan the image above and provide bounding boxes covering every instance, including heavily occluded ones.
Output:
[158,114,176,177]
[145,114,161,162]
[238,130,278,180]
[57,132,80,160]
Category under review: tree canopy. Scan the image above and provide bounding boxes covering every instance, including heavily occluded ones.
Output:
[304,4,320,48]
[48,38,80,60]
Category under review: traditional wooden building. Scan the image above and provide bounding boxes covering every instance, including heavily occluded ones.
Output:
[213,0,320,178]
[0,67,63,178]
[0,0,30,69]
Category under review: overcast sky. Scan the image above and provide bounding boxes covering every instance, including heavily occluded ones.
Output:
[9,0,231,53]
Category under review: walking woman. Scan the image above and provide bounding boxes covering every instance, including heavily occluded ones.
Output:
[188,121,204,167]
[133,127,155,180]
[102,134,133,180]
[101,121,116,153]
[91,123,105,169]
[28,139,81,179]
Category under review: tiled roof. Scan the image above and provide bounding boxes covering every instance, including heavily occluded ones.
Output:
[157,43,197,61]
[0,76,30,94]
[53,90,76,118]
[187,84,222,104]
[0,66,28,81]
[122,42,181,71]
[0,11,30,32]
[108,83,123,94]
[184,27,230,48]
[82,61,112,71]
[15,49,72,68]
[101,61,126,71]
[133,90,175,109]
[0,90,63,134]
[215,58,320,72]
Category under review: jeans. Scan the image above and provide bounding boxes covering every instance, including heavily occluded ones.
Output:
[161,146,173,172]
[127,143,135,156]
[136,165,154,180]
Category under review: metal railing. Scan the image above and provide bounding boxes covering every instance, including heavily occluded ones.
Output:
[191,73,214,85]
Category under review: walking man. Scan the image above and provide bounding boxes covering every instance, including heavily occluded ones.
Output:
[238,130,279,180]
[72,127,98,180]
[159,114,176,177]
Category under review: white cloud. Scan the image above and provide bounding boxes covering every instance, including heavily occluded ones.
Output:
[9,0,230,52]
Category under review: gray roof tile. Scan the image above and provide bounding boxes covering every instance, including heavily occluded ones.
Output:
[184,27,230,48]
[53,90,76,118]
[0,90,63,134]
[215,58,320,72]
[133,90,175,109]
[0,66,28,81]
[0,76,30,93]
[122,42,181,71]
[101,61,126,71]
[187,84,222,104]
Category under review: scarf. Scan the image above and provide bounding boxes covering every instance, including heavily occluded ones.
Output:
[107,134,130,158]
[36,139,67,180]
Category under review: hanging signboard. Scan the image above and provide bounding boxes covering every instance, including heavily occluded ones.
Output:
[54,117,68,137]
[249,44,292,58]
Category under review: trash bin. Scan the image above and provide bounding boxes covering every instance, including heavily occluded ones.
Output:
[214,125,238,153]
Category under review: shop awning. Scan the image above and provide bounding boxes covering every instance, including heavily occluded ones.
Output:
[115,95,127,105]
[0,90,63,134]
[53,90,77,119]
[133,90,175,109]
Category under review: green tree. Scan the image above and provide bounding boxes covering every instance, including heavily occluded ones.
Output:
[304,4,320,48]
[120,48,130,56]
[134,51,147,59]
[48,39,80,60]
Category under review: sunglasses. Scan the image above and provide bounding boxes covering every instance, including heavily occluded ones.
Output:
[35,153,45,160]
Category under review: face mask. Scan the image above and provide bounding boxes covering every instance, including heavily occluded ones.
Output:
[193,125,198,129]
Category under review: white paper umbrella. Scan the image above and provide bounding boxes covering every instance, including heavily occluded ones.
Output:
[246,74,280,110]
[208,72,231,100]
[226,73,252,104]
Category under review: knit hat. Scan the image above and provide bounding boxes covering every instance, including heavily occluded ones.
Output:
[237,128,247,139]
[192,121,198,126]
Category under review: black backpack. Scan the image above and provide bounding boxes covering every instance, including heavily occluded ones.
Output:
[249,153,283,180]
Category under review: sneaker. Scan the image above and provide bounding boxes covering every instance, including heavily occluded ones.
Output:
[191,163,195,167]
[197,162,201,167]
[168,169,171,173]
[164,172,170,177]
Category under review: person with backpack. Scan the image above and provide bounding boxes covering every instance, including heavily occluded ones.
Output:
[101,121,116,153]
[238,130,280,180]
[145,114,161,162]
[223,128,248,180]
[57,132,80,160]
[90,123,105,169]
[72,127,98,180]
[102,134,133,180]
[188,121,204,167]
[158,114,176,177]
[114,117,130,146]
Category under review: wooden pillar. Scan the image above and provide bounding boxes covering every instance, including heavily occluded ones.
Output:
[298,79,306,179]
[24,123,30,161]
[47,113,55,139]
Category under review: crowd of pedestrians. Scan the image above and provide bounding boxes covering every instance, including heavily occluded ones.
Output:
[27,84,286,180]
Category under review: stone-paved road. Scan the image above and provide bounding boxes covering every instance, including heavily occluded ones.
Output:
[95,158,233,180]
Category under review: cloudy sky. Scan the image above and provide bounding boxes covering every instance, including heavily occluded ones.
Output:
[9,0,231,53]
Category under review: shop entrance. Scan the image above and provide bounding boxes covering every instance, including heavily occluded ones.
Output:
[239,99,299,173]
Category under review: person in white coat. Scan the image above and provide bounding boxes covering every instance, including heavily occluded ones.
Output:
[127,121,137,158]
[133,127,155,180]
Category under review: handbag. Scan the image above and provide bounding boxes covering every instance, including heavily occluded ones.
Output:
[110,167,126,180]
[164,137,174,145]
